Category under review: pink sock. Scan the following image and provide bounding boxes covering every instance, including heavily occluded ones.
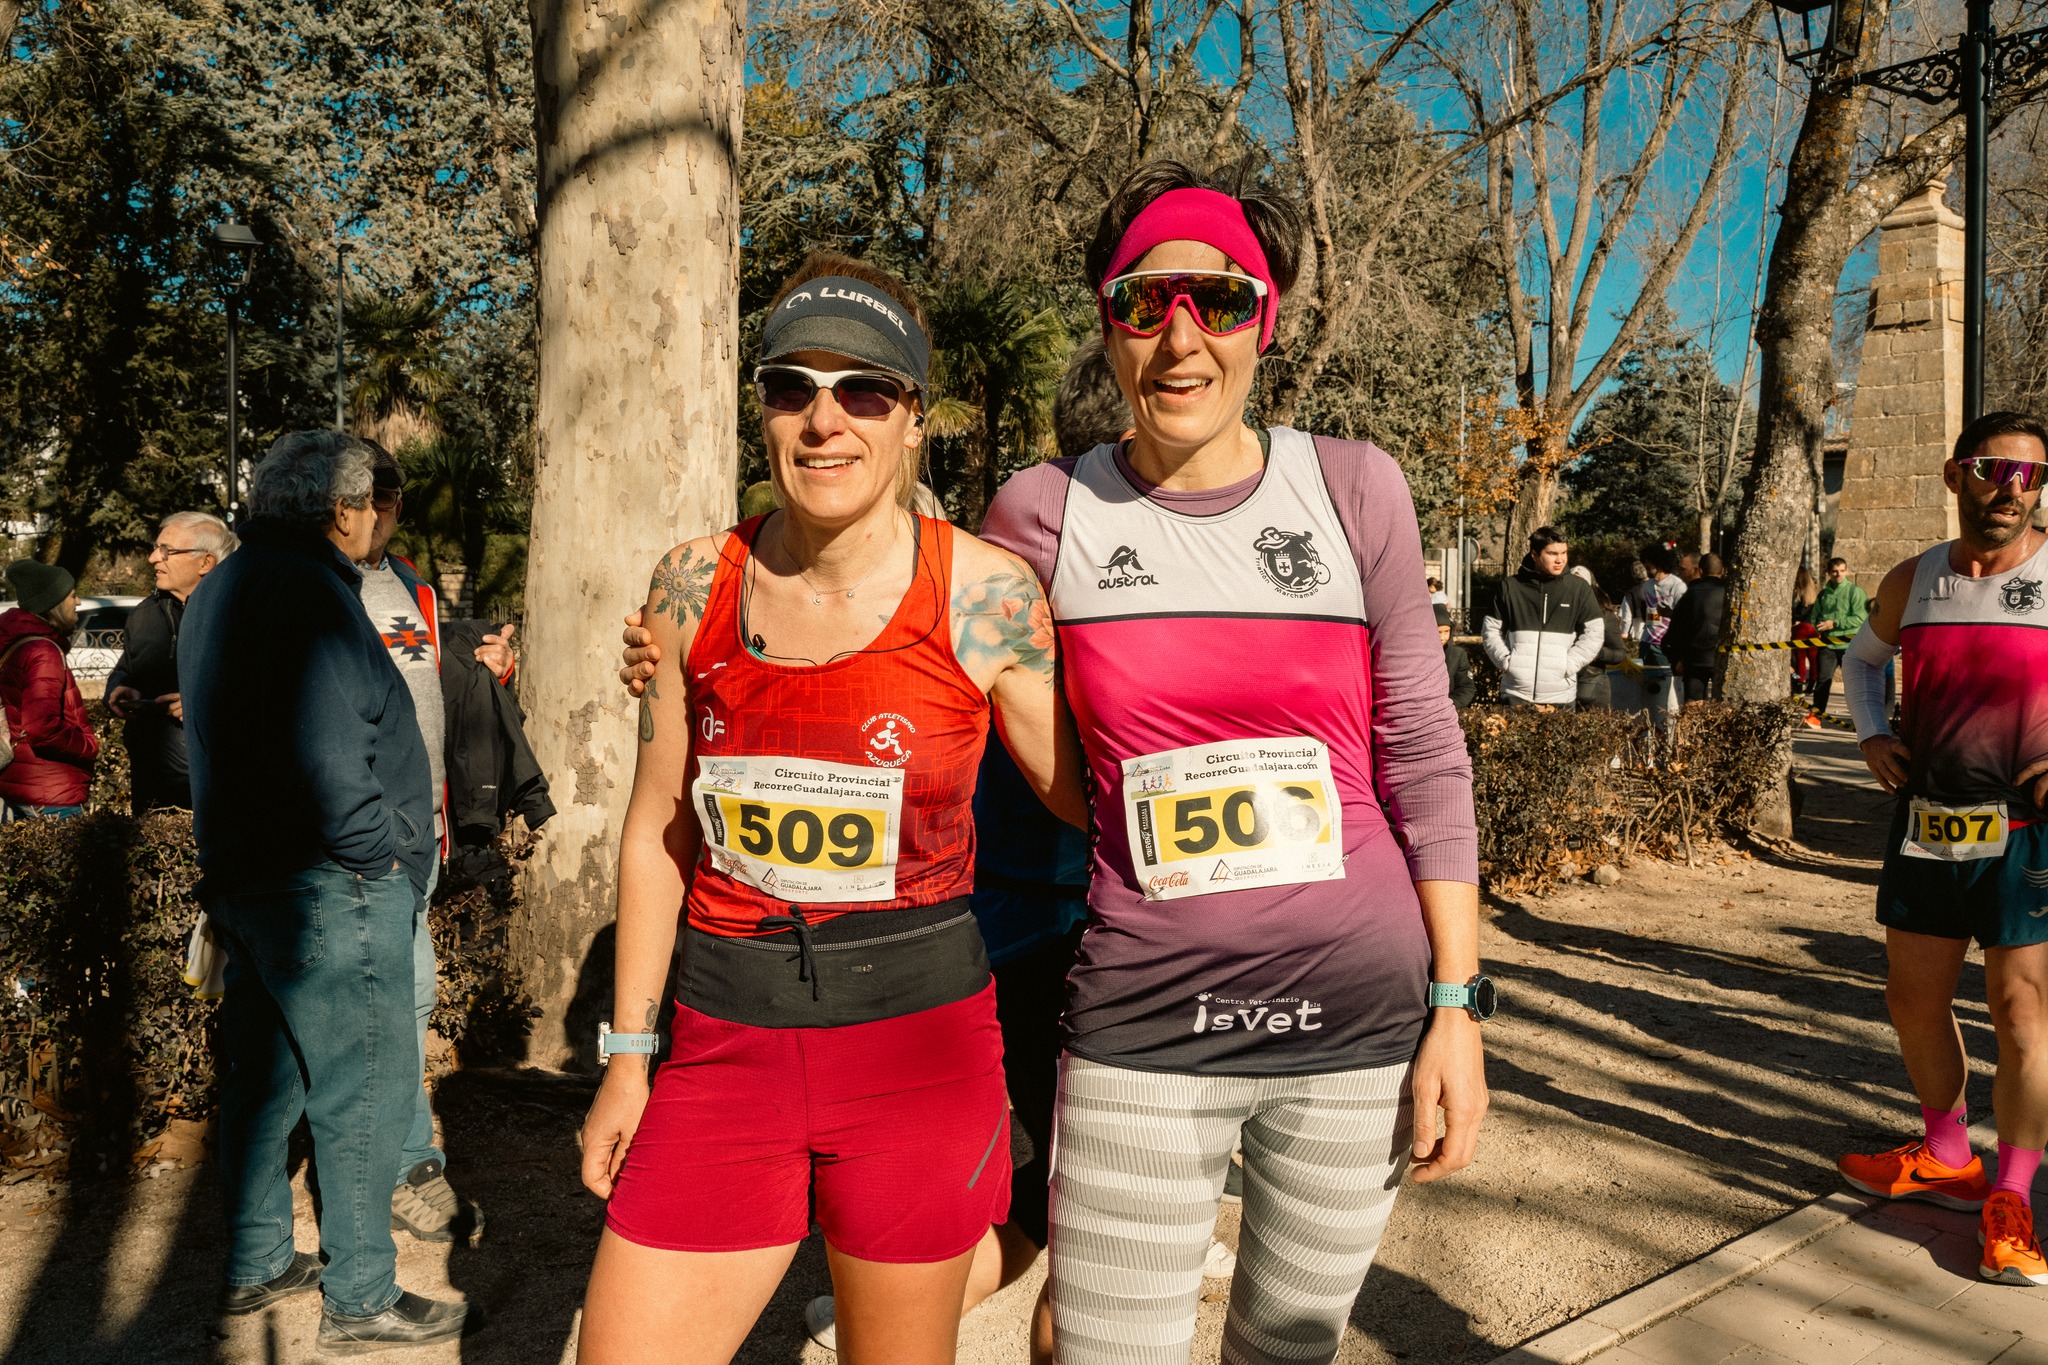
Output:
[1922,1104,1971,1168]
[1996,1143,2044,1205]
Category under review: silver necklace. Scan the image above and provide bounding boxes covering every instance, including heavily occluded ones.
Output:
[790,515,903,606]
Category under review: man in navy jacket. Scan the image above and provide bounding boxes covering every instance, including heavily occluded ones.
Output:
[181,431,468,1351]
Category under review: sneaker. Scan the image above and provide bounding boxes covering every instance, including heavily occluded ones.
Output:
[222,1251,322,1316]
[1803,713,1823,730]
[317,1290,470,1353]
[1838,1141,1990,1211]
[804,1294,837,1352]
[392,1158,479,1243]
[1202,1238,1237,1279]
[1221,1156,1243,1204]
[1981,1192,2048,1285]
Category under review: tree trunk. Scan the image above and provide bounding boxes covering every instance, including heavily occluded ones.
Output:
[1503,427,1565,557]
[1721,0,1978,838]
[517,0,743,1068]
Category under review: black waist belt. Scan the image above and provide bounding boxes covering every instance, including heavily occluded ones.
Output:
[680,897,988,1028]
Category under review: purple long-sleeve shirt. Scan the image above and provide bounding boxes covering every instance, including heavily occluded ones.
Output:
[982,430,1476,1074]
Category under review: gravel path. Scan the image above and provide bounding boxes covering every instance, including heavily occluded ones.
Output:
[0,726,1971,1364]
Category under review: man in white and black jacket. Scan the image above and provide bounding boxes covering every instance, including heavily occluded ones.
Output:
[1482,526,1604,707]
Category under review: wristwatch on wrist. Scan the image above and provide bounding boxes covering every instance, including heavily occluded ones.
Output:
[1427,974,1498,1022]
[597,1022,659,1065]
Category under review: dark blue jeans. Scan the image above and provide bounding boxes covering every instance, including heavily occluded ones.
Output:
[209,862,419,1315]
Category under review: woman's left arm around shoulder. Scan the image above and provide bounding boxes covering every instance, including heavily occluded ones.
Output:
[949,535,1090,829]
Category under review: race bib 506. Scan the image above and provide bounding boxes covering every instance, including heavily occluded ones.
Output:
[692,756,903,901]
[1122,737,1344,900]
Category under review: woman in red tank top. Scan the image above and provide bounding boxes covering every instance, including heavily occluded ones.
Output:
[575,254,1087,1365]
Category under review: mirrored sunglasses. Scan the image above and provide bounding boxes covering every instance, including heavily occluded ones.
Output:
[754,365,911,420]
[1961,456,2048,492]
[1100,270,1267,339]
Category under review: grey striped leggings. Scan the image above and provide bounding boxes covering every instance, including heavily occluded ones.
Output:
[1047,1056,1412,1365]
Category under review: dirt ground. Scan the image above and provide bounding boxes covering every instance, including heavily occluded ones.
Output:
[0,725,1997,1364]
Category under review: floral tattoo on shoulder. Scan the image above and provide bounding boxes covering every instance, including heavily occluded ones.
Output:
[954,565,1055,678]
[649,545,714,629]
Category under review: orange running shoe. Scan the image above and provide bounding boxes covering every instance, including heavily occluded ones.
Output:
[1980,1192,2048,1285]
[1837,1141,1990,1211]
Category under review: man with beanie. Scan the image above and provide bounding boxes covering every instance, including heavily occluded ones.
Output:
[1481,526,1603,707]
[354,441,512,1244]
[1666,552,1730,704]
[0,560,98,819]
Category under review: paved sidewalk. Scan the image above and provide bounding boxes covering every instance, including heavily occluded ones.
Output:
[1496,1182,2048,1365]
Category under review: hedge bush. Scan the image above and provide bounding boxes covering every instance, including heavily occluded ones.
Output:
[2,695,1798,1175]
[1464,697,1804,893]
[1,705,540,1181]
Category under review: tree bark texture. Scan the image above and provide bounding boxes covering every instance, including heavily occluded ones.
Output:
[1718,1,1998,836]
[518,0,742,1067]
[1725,65,1978,707]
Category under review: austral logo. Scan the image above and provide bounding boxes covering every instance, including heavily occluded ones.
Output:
[1097,545,1159,589]
[2002,576,2044,615]
[1252,527,1332,597]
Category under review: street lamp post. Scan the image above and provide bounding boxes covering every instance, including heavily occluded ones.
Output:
[211,221,260,519]
[335,237,351,431]
[1770,0,2048,424]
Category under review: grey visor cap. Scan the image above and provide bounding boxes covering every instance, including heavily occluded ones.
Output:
[758,276,931,390]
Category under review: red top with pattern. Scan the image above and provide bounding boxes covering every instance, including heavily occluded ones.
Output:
[684,514,989,936]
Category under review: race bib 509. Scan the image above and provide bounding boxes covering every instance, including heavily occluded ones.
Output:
[692,756,904,901]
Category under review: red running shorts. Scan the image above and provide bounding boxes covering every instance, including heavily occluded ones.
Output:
[605,982,1011,1263]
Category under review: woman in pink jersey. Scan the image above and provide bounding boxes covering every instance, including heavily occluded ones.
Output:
[979,163,1490,1365]
[574,254,1085,1365]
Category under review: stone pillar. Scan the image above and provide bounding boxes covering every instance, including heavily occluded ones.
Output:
[1833,181,1964,594]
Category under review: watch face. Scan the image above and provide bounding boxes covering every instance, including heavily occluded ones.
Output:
[1471,976,1498,1020]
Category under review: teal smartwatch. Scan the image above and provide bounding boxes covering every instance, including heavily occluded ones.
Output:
[1427,974,1497,1022]
[598,1022,660,1065]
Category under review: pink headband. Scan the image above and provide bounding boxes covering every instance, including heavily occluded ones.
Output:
[1102,187,1279,350]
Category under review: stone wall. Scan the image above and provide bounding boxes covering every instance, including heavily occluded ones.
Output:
[1832,181,1964,593]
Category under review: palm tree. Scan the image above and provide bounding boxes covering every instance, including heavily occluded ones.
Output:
[346,292,455,454]
[402,433,513,592]
[927,283,1067,530]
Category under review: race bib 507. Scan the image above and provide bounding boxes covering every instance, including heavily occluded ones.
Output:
[1900,799,2008,862]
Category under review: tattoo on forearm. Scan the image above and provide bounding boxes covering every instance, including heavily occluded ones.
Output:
[639,677,659,744]
[954,565,1056,678]
[635,996,659,1071]
[649,546,714,628]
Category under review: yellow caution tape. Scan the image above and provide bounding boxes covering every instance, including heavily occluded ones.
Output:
[1721,633,1852,654]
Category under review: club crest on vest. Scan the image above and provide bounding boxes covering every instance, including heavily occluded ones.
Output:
[1252,527,1331,597]
[2002,577,2044,615]
[1097,544,1158,589]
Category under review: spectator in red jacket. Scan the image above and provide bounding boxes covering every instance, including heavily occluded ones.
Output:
[0,560,99,819]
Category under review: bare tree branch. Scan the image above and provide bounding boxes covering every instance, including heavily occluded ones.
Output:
[1206,0,1258,161]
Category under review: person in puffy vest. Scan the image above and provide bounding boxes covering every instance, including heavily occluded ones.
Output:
[1481,526,1603,706]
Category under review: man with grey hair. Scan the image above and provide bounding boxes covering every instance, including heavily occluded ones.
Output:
[180,431,468,1350]
[108,511,237,813]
